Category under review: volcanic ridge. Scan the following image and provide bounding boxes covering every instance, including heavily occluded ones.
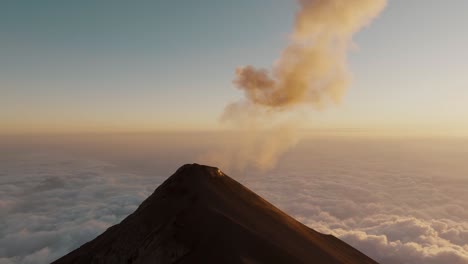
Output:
[53,163,378,264]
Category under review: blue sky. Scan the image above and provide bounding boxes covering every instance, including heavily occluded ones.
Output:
[1,0,468,134]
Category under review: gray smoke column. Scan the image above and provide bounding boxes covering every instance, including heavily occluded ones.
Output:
[212,0,387,171]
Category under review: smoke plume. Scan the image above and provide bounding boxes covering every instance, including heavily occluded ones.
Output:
[210,0,386,172]
[231,0,386,110]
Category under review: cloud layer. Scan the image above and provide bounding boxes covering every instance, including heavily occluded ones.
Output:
[0,153,162,264]
[244,139,468,264]
[1,137,467,264]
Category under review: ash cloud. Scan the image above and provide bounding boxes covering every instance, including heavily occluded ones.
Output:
[231,0,386,109]
[215,0,387,171]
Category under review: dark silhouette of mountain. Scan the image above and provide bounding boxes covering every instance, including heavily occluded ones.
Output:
[53,164,378,264]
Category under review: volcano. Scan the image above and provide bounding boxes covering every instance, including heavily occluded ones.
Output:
[53,164,378,264]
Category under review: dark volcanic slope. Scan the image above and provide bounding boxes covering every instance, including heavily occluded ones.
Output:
[53,164,378,264]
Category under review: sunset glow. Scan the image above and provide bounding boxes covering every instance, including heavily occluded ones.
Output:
[1,1,467,136]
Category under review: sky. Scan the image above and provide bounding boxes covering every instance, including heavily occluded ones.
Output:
[1,0,468,135]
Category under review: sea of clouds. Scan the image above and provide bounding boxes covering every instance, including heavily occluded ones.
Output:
[245,139,468,264]
[0,152,161,264]
[0,136,467,263]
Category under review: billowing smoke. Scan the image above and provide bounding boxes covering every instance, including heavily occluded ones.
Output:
[231,0,387,109]
[208,0,387,172]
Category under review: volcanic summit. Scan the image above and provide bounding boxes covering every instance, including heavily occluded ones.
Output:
[53,164,378,264]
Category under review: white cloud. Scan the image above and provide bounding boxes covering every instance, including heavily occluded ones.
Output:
[0,153,162,264]
[1,138,468,264]
[244,147,468,264]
